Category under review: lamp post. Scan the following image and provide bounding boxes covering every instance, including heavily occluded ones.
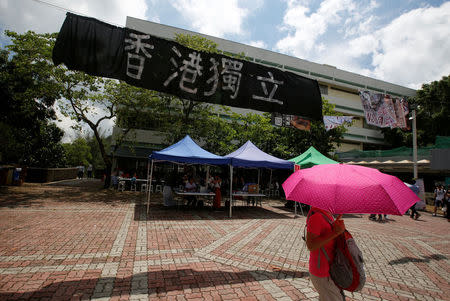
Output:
[410,107,418,179]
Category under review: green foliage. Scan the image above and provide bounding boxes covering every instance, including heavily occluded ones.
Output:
[63,137,92,167]
[382,75,450,147]
[414,75,450,146]
[175,33,219,53]
[3,30,121,183]
[0,32,67,167]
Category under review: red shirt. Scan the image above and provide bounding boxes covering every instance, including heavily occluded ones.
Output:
[307,208,336,277]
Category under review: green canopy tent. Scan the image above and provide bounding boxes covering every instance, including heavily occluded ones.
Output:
[288,146,339,216]
[289,146,339,169]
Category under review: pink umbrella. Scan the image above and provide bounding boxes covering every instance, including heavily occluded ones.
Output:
[282,164,420,215]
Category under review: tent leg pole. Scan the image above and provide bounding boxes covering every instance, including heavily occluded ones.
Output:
[206,166,210,188]
[147,160,154,214]
[257,169,260,190]
[229,165,233,218]
[269,169,273,197]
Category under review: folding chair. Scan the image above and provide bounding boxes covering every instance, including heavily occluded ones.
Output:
[118,181,125,192]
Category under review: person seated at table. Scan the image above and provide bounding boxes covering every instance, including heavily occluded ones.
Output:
[111,172,119,190]
[130,173,137,190]
[239,176,246,190]
[213,175,222,209]
[163,170,178,207]
[184,177,197,207]
[207,175,215,192]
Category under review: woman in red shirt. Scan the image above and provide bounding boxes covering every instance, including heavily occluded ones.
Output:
[306,207,346,300]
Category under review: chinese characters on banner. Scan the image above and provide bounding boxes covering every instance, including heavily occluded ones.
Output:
[52,13,323,121]
[359,91,409,129]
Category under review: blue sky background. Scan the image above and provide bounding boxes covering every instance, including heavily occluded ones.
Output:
[1,0,449,141]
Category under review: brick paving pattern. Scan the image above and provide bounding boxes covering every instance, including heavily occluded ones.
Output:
[0,180,449,300]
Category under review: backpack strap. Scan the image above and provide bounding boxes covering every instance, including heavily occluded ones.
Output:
[308,211,334,269]
[302,208,315,241]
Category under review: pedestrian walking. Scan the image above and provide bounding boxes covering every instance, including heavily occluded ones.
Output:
[433,184,445,216]
[409,203,420,220]
[87,164,93,178]
[306,207,346,300]
[445,187,450,222]
[77,164,85,179]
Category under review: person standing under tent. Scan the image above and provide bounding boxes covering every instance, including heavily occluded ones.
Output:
[184,177,197,207]
[306,207,346,301]
[213,175,222,209]
[163,170,178,207]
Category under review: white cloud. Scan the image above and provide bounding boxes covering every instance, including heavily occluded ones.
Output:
[276,0,357,58]
[276,1,450,88]
[168,0,250,37]
[0,0,148,34]
[369,3,450,88]
[248,40,267,49]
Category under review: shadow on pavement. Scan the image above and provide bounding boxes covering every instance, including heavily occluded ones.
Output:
[389,254,447,265]
[0,182,142,209]
[134,204,293,221]
[0,268,309,300]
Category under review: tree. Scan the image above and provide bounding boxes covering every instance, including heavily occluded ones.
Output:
[86,133,110,175]
[63,137,92,167]
[224,98,345,159]
[382,75,450,148]
[0,33,66,167]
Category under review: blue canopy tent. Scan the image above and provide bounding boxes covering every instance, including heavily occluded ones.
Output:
[224,141,294,217]
[147,135,230,212]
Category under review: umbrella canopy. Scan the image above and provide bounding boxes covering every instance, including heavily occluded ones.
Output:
[282,164,420,215]
[289,146,338,169]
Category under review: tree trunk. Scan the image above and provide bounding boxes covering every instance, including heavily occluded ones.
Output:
[104,163,112,188]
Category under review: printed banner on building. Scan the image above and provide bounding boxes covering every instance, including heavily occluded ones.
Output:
[52,13,323,121]
[359,91,409,129]
[272,113,311,131]
[323,116,354,131]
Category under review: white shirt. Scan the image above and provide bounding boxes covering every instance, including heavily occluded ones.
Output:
[435,188,445,200]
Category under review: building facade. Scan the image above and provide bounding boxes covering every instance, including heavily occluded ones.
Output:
[111,16,419,175]
[125,16,416,153]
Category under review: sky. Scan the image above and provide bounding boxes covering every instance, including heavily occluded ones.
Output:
[1,0,449,142]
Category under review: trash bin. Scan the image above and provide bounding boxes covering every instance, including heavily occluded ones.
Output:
[13,168,22,186]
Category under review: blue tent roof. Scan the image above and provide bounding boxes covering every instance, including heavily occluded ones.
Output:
[149,135,230,165]
[404,182,420,195]
[225,141,294,169]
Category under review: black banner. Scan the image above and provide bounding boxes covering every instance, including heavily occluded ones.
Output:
[53,13,322,120]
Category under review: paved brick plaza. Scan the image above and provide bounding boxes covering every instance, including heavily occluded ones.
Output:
[0,180,449,301]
